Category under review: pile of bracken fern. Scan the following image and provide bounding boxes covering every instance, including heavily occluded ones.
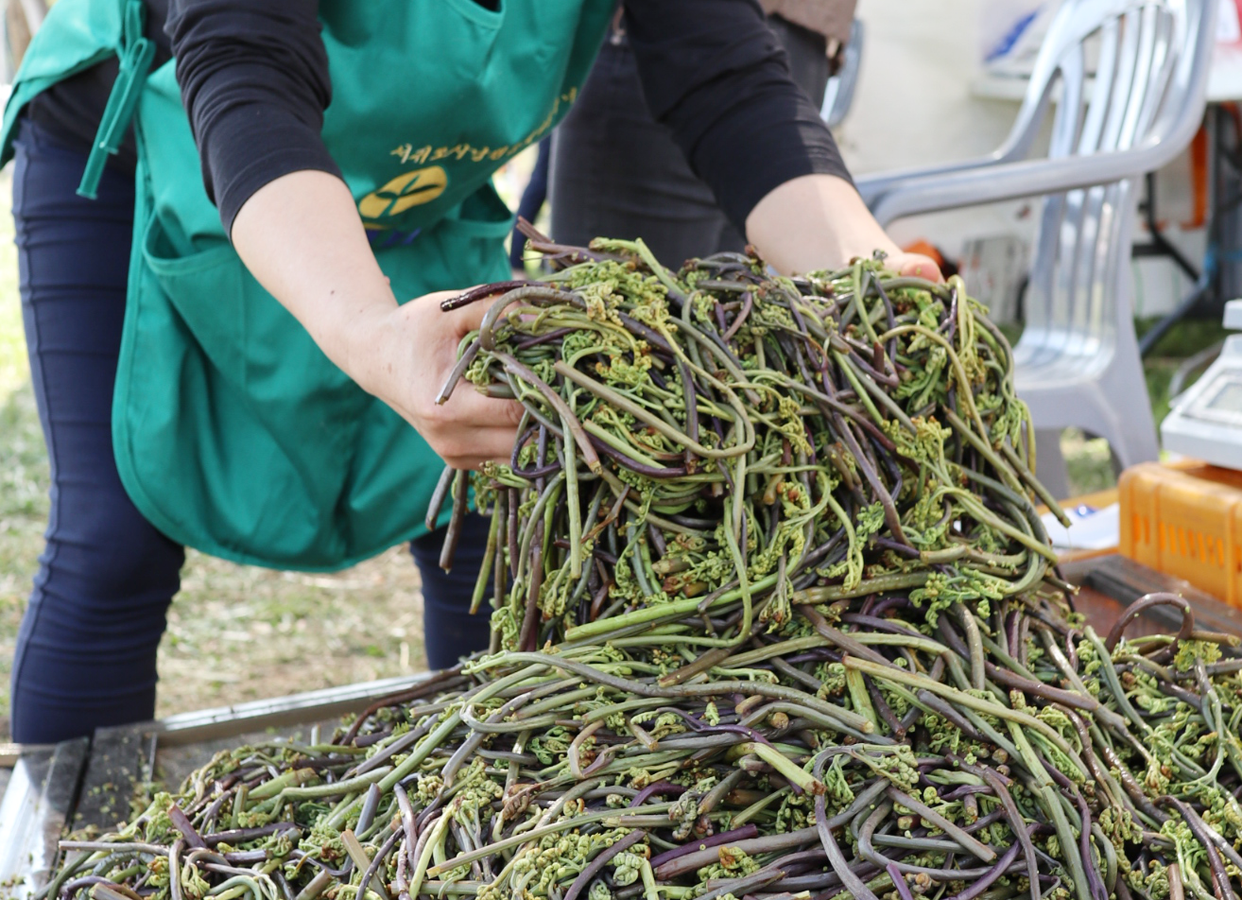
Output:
[47,237,1242,900]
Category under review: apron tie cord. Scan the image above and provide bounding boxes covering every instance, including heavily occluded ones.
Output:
[77,0,155,199]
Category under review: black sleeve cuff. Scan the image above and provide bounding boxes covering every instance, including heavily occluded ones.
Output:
[208,109,343,235]
[683,75,851,231]
[168,0,334,235]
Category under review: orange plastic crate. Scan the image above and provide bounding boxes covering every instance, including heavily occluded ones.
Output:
[1118,460,1242,608]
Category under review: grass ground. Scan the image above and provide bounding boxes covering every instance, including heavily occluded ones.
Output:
[0,154,1224,739]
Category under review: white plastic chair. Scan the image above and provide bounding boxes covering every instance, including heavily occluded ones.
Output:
[822,19,864,129]
[857,0,1215,496]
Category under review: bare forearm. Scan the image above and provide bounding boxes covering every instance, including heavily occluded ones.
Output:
[228,168,523,468]
[744,174,902,276]
[230,169,395,390]
[745,174,942,280]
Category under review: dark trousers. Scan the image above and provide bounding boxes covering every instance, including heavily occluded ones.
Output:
[408,517,492,670]
[10,120,488,744]
[550,15,830,267]
[508,136,551,270]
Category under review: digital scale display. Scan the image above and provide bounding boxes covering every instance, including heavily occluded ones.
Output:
[1183,369,1242,427]
[1160,307,1242,469]
[1206,379,1242,411]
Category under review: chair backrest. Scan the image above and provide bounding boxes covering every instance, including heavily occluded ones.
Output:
[821,19,864,129]
[1010,0,1209,373]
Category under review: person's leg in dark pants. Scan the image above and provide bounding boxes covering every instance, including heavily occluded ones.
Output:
[550,19,830,268]
[10,120,185,744]
[509,136,552,271]
[409,513,493,669]
[766,16,830,109]
[550,40,743,269]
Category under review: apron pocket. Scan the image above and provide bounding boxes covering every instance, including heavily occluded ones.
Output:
[141,213,249,379]
[120,187,508,570]
[126,212,368,569]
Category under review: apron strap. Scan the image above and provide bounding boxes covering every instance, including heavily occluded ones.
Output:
[77,0,156,200]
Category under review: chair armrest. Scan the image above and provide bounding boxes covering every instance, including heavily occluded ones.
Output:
[855,78,1053,205]
[855,155,1009,207]
[868,135,1195,228]
[867,0,1214,227]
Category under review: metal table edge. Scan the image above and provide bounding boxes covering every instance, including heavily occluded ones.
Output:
[0,669,442,895]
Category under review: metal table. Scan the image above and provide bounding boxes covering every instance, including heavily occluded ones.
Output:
[0,670,438,897]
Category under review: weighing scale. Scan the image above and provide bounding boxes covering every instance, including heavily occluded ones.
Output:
[1161,299,1242,467]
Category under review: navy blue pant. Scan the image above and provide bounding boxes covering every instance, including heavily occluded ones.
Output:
[508,136,551,270]
[10,120,489,744]
[408,519,492,670]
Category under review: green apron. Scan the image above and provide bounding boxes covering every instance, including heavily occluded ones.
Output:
[1,0,614,571]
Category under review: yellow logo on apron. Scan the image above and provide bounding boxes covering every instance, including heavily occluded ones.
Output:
[358,165,449,219]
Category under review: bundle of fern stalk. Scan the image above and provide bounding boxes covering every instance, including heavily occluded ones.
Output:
[47,234,1242,900]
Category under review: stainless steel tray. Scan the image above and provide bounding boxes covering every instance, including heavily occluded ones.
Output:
[0,671,438,898]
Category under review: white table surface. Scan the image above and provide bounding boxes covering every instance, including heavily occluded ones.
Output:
[973,0,1242,108]
[1210,42,1242,102]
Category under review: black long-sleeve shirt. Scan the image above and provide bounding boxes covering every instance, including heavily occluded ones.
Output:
[27,0,850,235]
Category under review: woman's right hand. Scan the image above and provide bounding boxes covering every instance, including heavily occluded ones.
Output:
[232,170,522,470]
[344,291,523,470]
